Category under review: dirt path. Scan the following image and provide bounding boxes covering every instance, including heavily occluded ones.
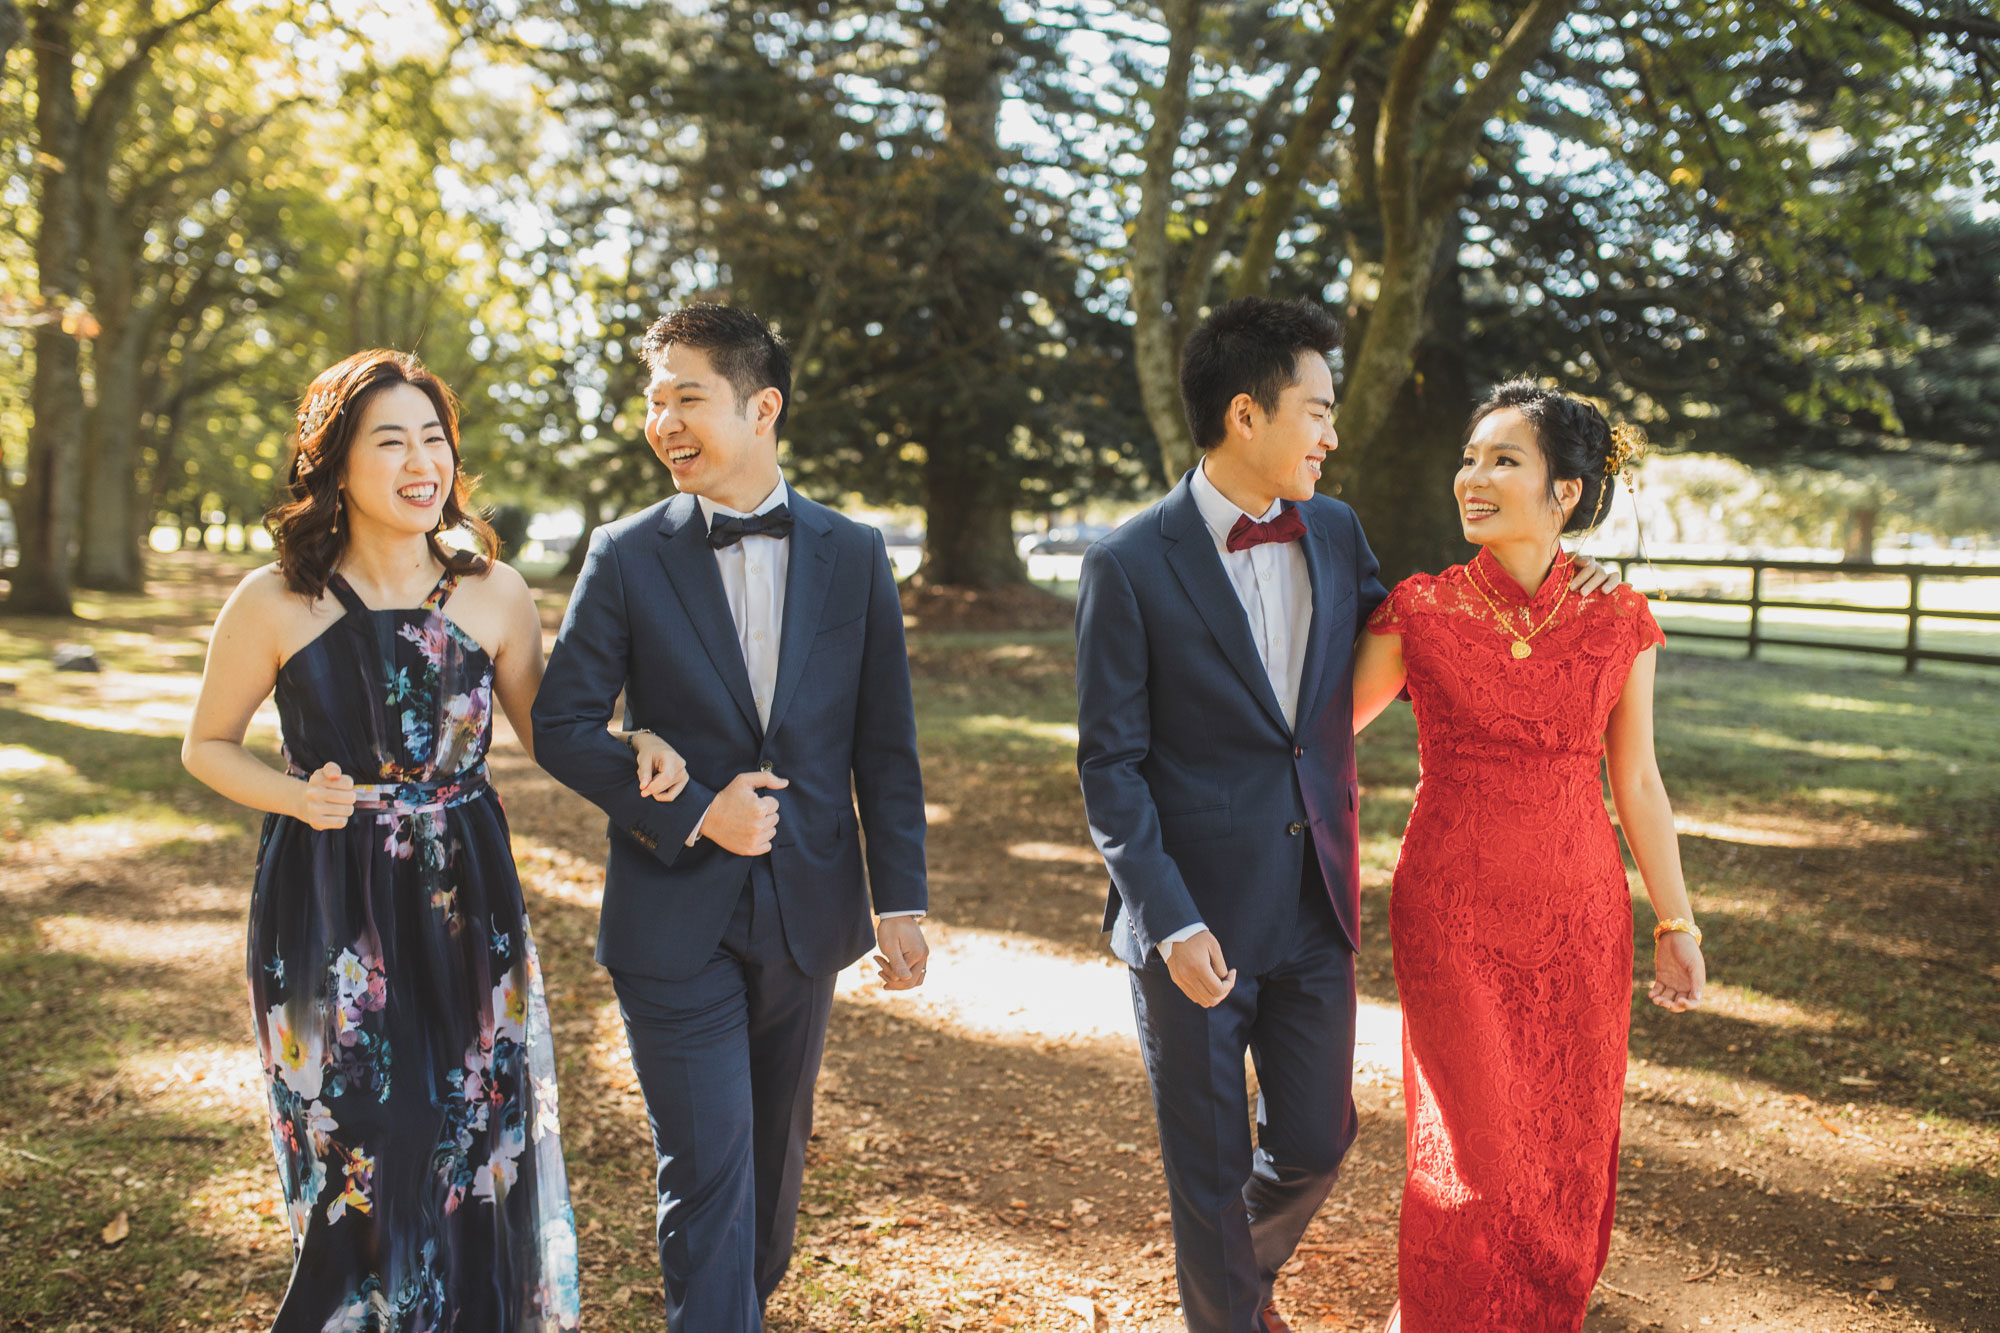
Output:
[0,556,1993,1332]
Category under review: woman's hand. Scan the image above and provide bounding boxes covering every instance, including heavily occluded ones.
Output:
[633,731,690,802]
[1649,931,1705,1012]
[299,762,357,830]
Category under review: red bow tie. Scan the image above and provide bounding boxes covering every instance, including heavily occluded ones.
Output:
[1226,508,1307,553]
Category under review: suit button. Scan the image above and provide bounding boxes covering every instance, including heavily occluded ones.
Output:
[1287,821,1304,836]
[1293,745,1304,758]
[759,760,774,772]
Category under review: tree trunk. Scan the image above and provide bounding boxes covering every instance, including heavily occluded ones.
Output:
[1129,0,1202,487]
[917,454,1025,589]
[912,0,1029,590]
[8,3,87,616]
[1339,218,1475,581]
[75,304,148,591]
[1843,505,1878,564]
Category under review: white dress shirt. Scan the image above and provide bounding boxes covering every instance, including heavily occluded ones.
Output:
[699,478,791,732]
[683,476,921,921]
[1158,461,1314,959]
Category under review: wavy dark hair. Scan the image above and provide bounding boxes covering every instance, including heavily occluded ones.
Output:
[1465,380,1631,534]
[267,350,496,599]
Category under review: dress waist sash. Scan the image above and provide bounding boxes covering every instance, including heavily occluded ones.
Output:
[287,761,490,822]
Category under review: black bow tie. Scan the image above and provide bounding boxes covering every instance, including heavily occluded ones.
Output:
[707,504,795,549]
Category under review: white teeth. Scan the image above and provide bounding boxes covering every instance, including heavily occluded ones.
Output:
[399,484,437,501]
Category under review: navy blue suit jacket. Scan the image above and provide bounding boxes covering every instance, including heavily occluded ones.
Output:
[532,490,927,982]
[1075,473,1386,974]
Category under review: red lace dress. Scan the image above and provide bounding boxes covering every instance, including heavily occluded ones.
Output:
[1367,549,1663,1332]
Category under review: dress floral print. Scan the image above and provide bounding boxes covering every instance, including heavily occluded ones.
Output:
[248,570,579,1331]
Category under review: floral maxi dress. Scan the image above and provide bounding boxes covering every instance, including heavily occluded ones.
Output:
[247,570,579,1331]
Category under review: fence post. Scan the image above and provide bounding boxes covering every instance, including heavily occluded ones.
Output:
[1747,565,1764,660]
[1905,571,1923,674]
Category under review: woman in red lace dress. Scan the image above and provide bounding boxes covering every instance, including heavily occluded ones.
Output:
[1352,383,1707,1332]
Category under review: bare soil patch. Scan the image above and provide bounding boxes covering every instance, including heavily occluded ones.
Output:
[0,554,1993,1332]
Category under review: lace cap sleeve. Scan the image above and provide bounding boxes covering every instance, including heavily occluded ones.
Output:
[1611,586,1665,652]
[1366,579,1410,635]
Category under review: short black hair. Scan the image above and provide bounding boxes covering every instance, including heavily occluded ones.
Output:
[1466,380,1618,533]
[1179,297,1341,451]
[641,303,793,432]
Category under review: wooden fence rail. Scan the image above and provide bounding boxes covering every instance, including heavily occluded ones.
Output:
[1602,556,2000,674]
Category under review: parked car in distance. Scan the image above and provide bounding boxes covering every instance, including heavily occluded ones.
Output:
[1022,523,1113,556]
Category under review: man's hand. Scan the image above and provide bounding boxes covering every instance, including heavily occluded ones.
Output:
[1569,554,1623,597]
[298,762,356,830]
[700,771,789,856]
[1166,929,1236,1008]
[873,916,930,991]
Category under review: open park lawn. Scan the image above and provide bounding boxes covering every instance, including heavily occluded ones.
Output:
[0,552,1995,1333]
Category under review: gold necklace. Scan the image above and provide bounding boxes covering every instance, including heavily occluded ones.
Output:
[1465,555,1569,659]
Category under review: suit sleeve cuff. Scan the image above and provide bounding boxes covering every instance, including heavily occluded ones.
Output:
[684,794,719,847]
[1157,921,1208,960]
[877,910,925,919]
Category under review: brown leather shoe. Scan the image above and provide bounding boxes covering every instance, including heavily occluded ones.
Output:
[1257,1303,1294,1333]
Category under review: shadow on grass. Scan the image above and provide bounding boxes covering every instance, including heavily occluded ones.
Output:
[0,918,290,1329]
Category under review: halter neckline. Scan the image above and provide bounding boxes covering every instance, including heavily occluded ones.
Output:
[328,568,460,616]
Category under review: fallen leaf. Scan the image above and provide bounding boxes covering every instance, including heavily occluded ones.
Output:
[1838,1075,1878,1088]
[176,1270,203,1291]
[1815,1115,1846,1137]
[1864,1275,1897,1292]
[803,1203,831,1216]
[100,1211,129,1246]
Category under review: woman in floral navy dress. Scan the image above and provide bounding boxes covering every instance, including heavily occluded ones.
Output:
[1352,383,1708,1332]
[184,351,685,1330]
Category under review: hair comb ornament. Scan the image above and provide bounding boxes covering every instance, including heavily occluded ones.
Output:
[1606,421,1647,477]
[293,394,337,476]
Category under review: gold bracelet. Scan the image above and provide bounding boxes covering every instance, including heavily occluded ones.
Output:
[1652,917,1702,946]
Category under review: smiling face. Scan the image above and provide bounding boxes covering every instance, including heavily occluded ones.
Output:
[644,342,783,510]
[1208,350,1337,510]
[336,382,456,538]
[1455,407,1581,546]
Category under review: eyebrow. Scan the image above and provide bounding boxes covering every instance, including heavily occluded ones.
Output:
[1306,396,1335,409]
[374,419,444,434]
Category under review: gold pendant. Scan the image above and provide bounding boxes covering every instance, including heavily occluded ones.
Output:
[1511,639,1532,660]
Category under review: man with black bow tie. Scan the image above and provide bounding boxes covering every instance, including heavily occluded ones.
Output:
[533,304,929,1331]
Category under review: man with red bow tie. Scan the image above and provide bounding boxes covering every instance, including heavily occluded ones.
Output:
[1075,297,1381,1333]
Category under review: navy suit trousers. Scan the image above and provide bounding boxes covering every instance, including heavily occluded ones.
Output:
[610,861,837,1333]
[1130,856,1360,1333]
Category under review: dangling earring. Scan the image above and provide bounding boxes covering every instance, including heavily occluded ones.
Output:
[331,491,344,538]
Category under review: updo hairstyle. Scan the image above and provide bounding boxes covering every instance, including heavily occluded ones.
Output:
[1465,380,1645,534]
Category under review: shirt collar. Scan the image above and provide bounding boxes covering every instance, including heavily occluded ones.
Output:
[1191,459,1283,546]
[697,474,790,527]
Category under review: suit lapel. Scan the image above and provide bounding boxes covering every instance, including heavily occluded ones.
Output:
[1294,510,1333,728]
[764,498,837,739]
[1160,479,1293,737]
[655,494,762,737]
